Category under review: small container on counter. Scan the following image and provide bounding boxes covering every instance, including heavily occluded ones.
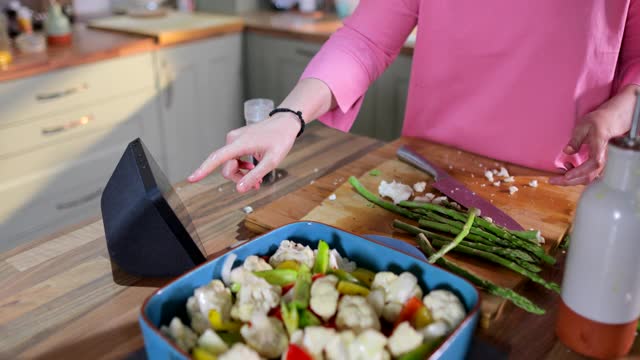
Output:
[44,0,71,46]
[556,91,640,359]
[0,14,13,69]
[244,98,278,183]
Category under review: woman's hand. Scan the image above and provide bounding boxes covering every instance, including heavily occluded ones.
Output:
[188,113,300,192]
[550,85,639,186]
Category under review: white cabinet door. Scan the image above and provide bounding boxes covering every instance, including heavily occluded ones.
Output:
[156,34,243,183]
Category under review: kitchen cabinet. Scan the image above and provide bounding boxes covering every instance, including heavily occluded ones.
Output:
[244,33,410,140]
[373,54,412,141]
[155,34,243,183]
[0,52,161,252]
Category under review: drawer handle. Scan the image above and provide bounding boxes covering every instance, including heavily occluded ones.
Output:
[295,48,317,58]
[36,83,89,101]
[56,188,102,210]
[41,114,93,136]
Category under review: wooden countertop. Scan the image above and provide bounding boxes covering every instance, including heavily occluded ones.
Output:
[242,10,416,54]
[0,10,414,84]
[1,123,637,359]
[0,24,156,83]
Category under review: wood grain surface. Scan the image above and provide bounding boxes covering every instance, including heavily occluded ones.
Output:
[245,137,583,327]
[88,12,245,46]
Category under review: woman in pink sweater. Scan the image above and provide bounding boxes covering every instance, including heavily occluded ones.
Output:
[189,1,640,192]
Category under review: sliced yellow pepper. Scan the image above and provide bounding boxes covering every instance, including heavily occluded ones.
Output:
[411,306,434,329]
[208,310,242,332]
[192,347,218,360]
[337,280,370,296]
[276,260,300,271]
[350,268,376,287]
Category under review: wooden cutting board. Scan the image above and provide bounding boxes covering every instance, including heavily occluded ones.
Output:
[245,137,583,327]
[89,11,244,45]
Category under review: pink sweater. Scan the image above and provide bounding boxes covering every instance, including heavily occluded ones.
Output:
[301,0,640,172]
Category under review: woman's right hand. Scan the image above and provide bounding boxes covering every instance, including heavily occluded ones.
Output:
[187,113,301,193]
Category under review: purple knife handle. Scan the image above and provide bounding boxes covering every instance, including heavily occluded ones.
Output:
[397,145,447,180]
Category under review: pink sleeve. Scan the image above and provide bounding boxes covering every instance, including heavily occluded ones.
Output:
[616,0,640,90]
[300,0,419,131]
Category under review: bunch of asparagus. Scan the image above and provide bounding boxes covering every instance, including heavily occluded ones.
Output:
[348,176,559,315]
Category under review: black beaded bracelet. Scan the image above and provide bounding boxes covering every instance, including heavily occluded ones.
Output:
[269,108,306,138]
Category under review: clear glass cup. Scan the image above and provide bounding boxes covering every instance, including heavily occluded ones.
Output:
[244,98,274,126]
[243,98,277,183]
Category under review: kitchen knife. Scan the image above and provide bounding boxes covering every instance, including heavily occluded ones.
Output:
[397,145,524,230]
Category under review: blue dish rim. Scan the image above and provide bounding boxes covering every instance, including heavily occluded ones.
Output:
[139,221,481,359]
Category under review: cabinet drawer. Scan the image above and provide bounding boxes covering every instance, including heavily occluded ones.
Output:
[0,148,118,252]
[0,52,155,127]
[0,89,158,159]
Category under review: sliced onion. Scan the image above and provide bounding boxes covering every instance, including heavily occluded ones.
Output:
[221,253,237,286]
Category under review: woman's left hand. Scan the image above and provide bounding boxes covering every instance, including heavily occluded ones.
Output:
[550,85,639,186]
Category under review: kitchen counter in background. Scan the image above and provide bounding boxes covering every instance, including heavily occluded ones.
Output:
[242,10,416,54]
[0,10,415,83]
[0,24,155,83]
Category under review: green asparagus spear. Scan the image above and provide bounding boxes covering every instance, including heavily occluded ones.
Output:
[401,201,555,265]
[428,208,477,263]
[393,220,537,264]
[428,239,560,293]
[416,233,546,315]
[419,211,514,248]
[348,176,421,220]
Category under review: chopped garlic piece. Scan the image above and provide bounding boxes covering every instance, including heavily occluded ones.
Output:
[413,181,427,193]
[482,216,493,223]
[529,180,538,188]
[484,170,494,182]
[328,194,337,201]
[242,206,254,214]
[414,192,435,203]
[503,176,515,183]
[449,202,462,210]
[493,181,501,187]
[492,169,499,174]
[378,180,413,204]
[497,167,510,178]
[432,196,448,205]
[509,186,519,195]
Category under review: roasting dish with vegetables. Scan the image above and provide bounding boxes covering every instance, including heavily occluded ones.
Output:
[157,239,469,360]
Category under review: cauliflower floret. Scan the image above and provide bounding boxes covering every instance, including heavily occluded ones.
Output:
[387,322,424,357]
[413,181,427,193]
[336,295,381,333]
[378,180,413,204]
[325,330,390,360]
[219,343,263,360]
[240,313,288,358]
[230,275,281,322]
[290,326,337,360]
[242,255,273,272]
[326,331,355,360]
[197,329,229,355]
[310,275,339,320]
[351,329,389,360]
[421,321,449,341]
[372,272,423,323]
[186,296,211,334]
[366,288,385,317]
[228,257,281,322]
[160,317,198,353]
[423,290,466,332]
[193,280,233,321]
[269,240,315,268]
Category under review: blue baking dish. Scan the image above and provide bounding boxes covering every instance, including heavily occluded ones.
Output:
[139,221,480,359]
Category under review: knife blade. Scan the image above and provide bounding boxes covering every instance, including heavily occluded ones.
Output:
[397,145,524,230]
